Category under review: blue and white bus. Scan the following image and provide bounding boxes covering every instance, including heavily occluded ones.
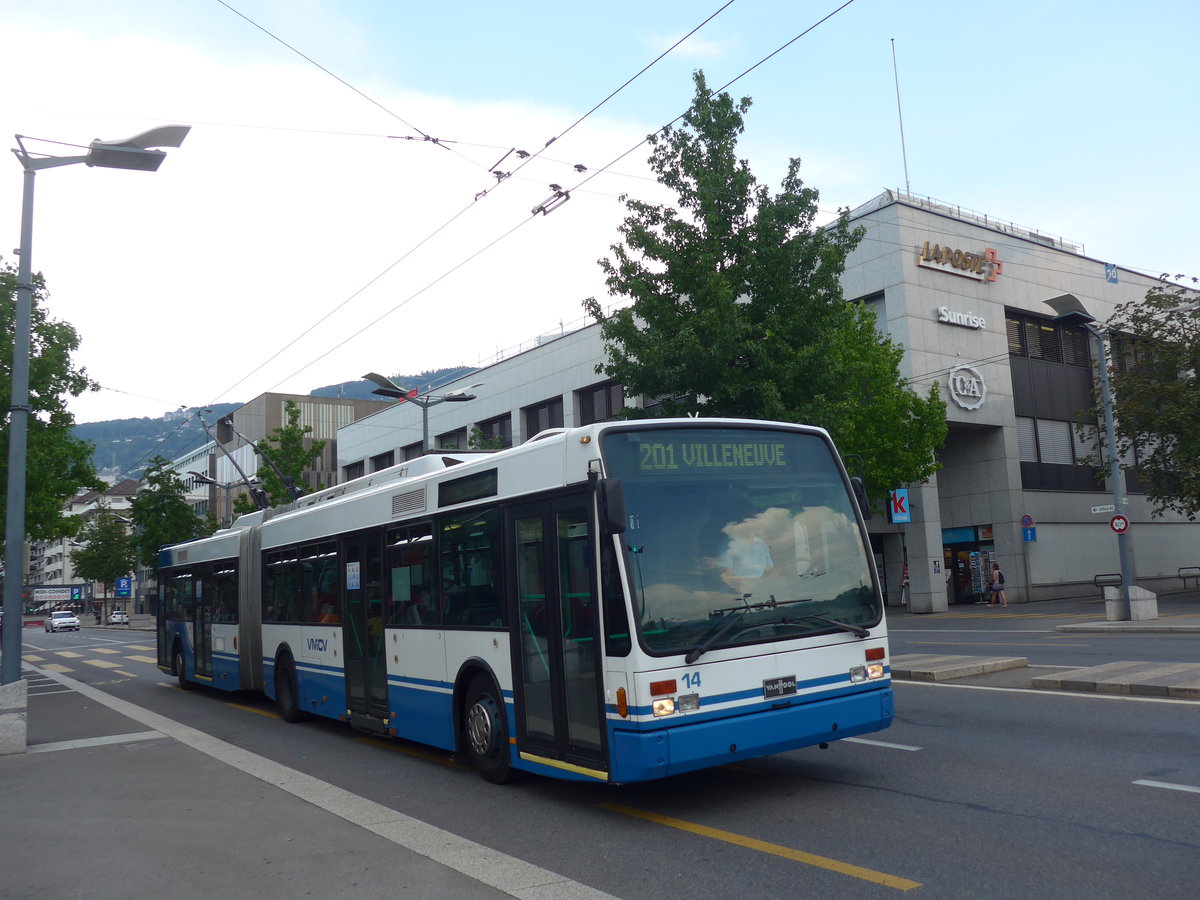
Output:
[158,418,892,784]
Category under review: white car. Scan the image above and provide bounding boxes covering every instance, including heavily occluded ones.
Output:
[108,609,130,625]
[45,610,80,632]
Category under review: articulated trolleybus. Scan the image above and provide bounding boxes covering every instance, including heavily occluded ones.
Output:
[158,418,891,784]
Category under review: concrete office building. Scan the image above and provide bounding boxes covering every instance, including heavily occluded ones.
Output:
[337,191,1198,612]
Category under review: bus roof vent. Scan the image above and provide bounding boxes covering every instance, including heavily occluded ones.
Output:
[392,487,426,518]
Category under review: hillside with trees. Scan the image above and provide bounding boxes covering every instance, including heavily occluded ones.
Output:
[72,368,474,478]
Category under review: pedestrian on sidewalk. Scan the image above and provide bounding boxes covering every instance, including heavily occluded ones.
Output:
[988,563,1007,608]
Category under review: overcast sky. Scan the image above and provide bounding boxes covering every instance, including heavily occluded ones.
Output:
[3,0,1197,424]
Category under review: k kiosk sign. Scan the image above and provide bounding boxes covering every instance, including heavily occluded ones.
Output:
[888,489,912,524]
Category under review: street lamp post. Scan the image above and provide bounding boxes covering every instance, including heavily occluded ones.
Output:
[1045,294,1136,618]
[2,126,189,687]
[362,373,484,452]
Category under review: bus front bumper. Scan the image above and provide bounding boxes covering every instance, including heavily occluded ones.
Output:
[608,684,893,783]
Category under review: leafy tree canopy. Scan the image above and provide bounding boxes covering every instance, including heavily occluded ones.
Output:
[1,259,103,551]
[233,399,326,514]
[69,501,136,596]
[129,457,214,570]
[582,71,946,502]
[1103,275,1200,518]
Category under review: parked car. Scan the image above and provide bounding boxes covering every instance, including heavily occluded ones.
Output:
[108,609,129,625]
[45,610,80,632]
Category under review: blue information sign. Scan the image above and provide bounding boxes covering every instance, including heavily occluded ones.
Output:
[1022,527,1037,543]
[115,577,132,598]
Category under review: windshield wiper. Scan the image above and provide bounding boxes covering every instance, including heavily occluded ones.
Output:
[788,613,869,638]
[685,594,811,663]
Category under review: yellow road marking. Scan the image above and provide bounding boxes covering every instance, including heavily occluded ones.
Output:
[56,651,83,659]
[21,654,44,663]
[83,659,123,669]
[227,702,280,719]
[117,671,137,678]
[126,655,158,664]
[126,645,154,651]
[600,803,922,891]
[92,647,121,655]
[355,735,470,769]
[41,664,73,673]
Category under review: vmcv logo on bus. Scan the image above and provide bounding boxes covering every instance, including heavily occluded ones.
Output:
[948,365,986,410]
[307,637,329,652]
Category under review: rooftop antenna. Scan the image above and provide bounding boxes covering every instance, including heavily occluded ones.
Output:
[891,38,912,196]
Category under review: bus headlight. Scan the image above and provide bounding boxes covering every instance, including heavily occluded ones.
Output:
[677,693,700,712]
[652,697,676,717]
[850,664,886,683]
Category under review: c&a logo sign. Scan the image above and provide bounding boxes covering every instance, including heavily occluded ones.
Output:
[948,365,987,410]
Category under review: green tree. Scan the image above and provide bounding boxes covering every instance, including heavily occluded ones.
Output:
[232,399,326,514]
[69,502,137,599]
[129,458,214,571]
[1102,275,1200,518]
[468,427,504,450]
[1,259,103,551]
[582,71,946,502]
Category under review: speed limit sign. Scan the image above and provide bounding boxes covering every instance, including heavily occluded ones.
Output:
[1110,514,1130,534]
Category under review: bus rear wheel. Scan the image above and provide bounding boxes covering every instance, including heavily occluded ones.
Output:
[173,645,194,691]
[275,656,306,723]
[463,673,514,784]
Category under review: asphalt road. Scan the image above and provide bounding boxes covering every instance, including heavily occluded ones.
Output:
[14,627,1200,899]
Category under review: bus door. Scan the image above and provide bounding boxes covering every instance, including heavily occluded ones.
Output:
[193,567,213,680]
[343,534,389,730]
[510,497,607,775]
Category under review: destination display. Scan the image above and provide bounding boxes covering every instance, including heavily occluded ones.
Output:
[636,438,789,473]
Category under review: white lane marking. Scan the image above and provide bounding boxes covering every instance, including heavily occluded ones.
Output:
[29,664,616,900]
[896,680,1200,706]
[29,731,165,754]
[1133,779,1200,795]
[843,736,922,752]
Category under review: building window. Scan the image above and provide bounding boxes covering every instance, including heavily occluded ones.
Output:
[370,451,395,472]
[578,380,624,425]
[402,442,423,461]
[343,460,365,482]
[476,413,512,449]
[437,428,468,450]
[523,396,564,438]
[1007,312,1090,368]
[1016,415,1103,492]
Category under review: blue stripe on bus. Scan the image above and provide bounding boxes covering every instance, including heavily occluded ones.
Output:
[609,677,889,726]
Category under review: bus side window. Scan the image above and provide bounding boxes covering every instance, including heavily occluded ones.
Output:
[387,523,436,626]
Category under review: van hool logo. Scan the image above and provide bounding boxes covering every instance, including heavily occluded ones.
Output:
[917,242,1004,283]
[948,365,987,410]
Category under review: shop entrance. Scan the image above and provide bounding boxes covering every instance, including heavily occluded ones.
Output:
[942,526,995,605]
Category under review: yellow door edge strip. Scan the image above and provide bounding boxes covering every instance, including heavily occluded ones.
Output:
[599,803,921,892]
[520,751,609,781]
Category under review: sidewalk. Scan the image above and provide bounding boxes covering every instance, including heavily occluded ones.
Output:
[886,587,1200,633]
[0,662,610,900]
[887,590,1200,700]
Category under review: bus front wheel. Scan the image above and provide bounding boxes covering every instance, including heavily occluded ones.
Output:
[275,656,306,723]
[173,645,194,691]
[463,673,514,784]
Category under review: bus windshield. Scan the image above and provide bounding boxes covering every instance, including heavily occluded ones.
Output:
[601,425,880,656]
